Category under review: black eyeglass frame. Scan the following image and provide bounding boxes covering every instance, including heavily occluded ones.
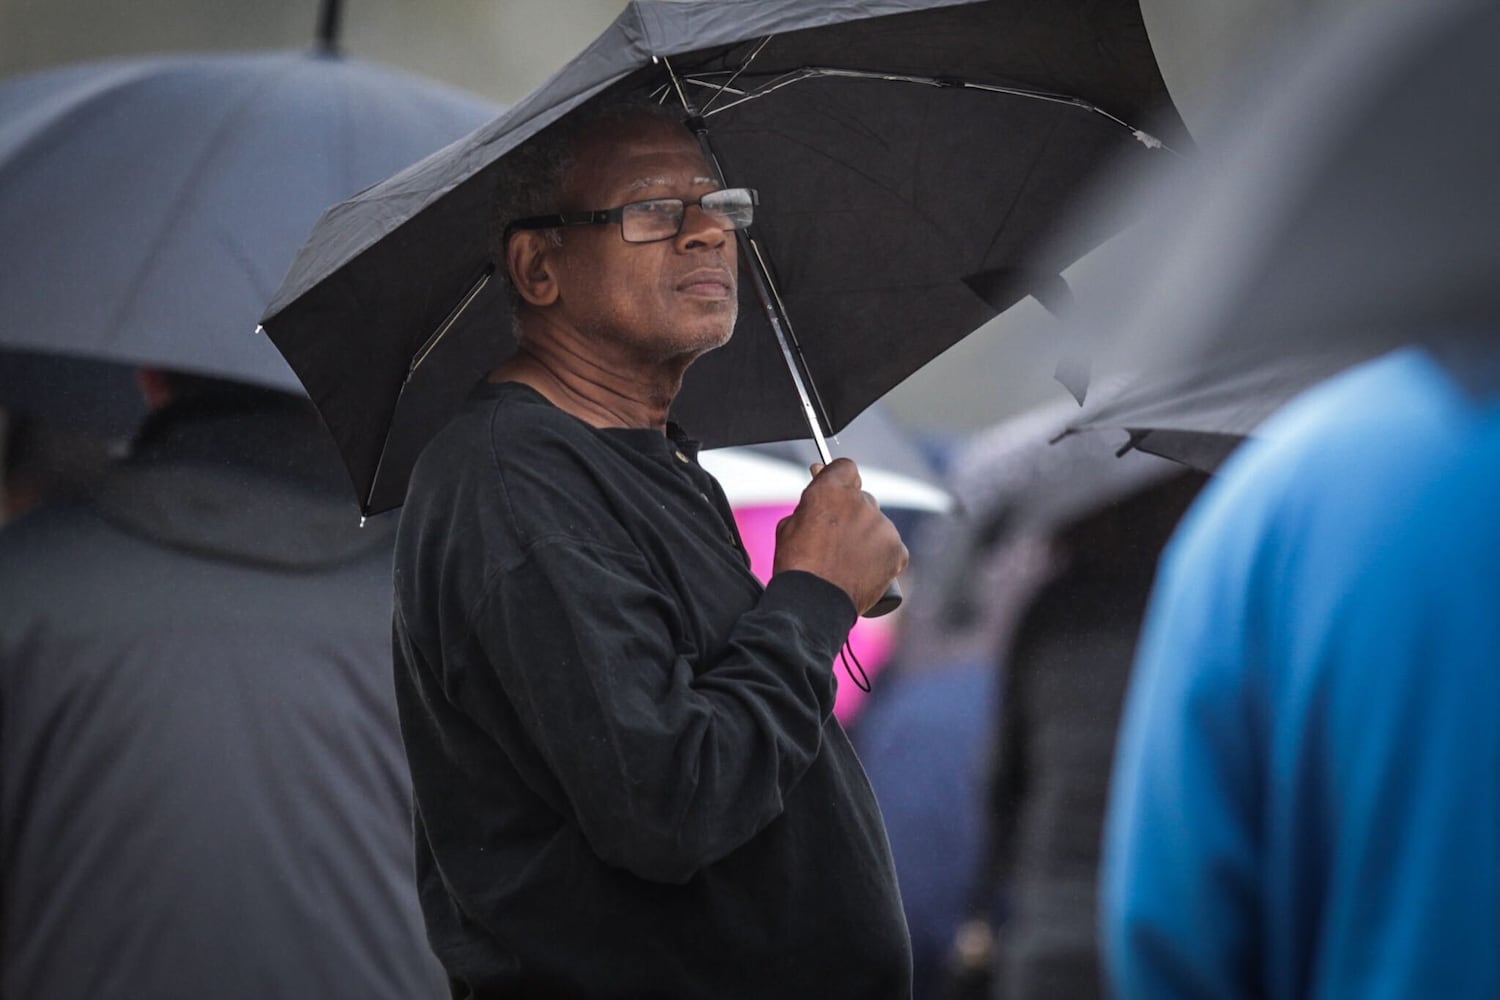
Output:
[504,187,759,244]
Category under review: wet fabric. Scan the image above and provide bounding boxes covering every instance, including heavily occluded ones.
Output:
[259,0,1186,515]
[393,381,911,998]
[0,51,496,398]
[1102,348,1500,999]
[0,403,444,999]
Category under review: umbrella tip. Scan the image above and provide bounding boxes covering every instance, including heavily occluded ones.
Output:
[1132,129,1164,150]
[316,0,343,56]
[1116,430,1150,458]
[1054,353,1090,405]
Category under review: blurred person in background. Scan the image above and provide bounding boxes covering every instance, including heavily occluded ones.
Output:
[0,409,116,523]
[1100,1,1500,996]
[1106,345,1500,999]
[973,467,1203,999]
[0,36,498,998]
[0,370,445,998]
[858,403,1203,1000]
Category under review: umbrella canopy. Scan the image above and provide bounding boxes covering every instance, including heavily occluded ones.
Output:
[1062,0,1500,467]
[0,50,498,415]
[1065,354,1356,473]
[259,0,1187,513]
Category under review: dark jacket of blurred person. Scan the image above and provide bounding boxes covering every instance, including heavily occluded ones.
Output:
[0,372,444,998]
[1,411,117,523]
[978,470,1205,999]
[863,404,1202,1000]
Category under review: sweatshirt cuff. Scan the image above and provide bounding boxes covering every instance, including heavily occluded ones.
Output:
[761,570,859,646]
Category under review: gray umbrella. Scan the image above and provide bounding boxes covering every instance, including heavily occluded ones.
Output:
[1067,354,1356,472]
[258,0,1188,515]
[1060,0,1500,469]
[0,48,497,428]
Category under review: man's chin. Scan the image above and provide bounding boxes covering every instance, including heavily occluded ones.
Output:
[678,314,737,357]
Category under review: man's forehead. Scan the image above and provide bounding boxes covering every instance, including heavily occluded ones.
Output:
[577,115,695,158]
[626,175,719,194]
[567,121,715,200]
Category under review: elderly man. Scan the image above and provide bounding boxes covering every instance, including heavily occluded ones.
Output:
[392,102,913,998]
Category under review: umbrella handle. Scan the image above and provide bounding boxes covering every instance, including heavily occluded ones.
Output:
[864,579,903,618]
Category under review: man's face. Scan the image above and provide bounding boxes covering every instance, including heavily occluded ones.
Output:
[546,116,739,365]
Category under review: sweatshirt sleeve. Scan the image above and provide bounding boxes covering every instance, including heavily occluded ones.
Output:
[467,535,857,885]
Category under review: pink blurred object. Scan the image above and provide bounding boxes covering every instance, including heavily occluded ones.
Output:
[731,503,897,726]
[698,444,951,727]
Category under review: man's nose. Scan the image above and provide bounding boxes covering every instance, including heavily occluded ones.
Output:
[676,204,728,251]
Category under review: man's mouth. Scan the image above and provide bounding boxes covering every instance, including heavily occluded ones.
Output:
[677,269,734,299]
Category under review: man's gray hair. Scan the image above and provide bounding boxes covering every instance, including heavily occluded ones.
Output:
[489,97,691,338]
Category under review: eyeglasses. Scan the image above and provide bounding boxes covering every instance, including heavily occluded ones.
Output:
[505,187,759,244]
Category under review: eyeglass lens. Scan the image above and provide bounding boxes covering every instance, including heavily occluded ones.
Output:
[621,189,755,243]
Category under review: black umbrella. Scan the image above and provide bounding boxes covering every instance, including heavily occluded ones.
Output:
[1061,0,1500,470]
[0,47,497,432]
[260,0,1187,516]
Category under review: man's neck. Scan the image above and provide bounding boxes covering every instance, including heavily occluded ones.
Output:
[487,322,690,433]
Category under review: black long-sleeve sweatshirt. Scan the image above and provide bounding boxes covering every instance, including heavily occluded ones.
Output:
[393,381,911,999]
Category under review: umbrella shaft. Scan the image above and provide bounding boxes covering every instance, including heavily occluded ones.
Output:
[684,117,833,464]
[738,232,833,466]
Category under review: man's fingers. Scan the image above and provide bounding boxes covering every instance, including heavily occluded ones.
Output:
[810,457,861,489]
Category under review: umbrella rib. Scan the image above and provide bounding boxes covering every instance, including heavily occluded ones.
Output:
[699,35,776,115]
[361,265,493,513]
[664,59,839,458]
[976,111,1063,267]
[696,67,1174,152]
[110,65,291,338]
[731,124,944,235]
[409,268,492,374]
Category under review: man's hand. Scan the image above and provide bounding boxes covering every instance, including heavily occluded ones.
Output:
[772,458,909,615]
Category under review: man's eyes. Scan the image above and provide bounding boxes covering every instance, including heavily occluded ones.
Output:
[633,199,682,215]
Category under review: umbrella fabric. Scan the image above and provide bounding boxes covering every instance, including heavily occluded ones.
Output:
[1066,354,1355,472]
[260,0,1187,513]
[1062,0,1500,465]
[0,51,497,406]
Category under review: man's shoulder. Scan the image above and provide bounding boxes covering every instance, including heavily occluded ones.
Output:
[411,383,601,492]
[401,383,635,561]
[431,381,599,457]
[1154,348,1494,650]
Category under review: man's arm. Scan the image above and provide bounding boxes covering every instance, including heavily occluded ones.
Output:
[469,535,857,886]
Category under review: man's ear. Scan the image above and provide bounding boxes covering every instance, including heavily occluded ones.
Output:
[506,231,561,307]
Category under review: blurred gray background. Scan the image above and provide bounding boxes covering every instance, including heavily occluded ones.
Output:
[0,0,1356,444]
